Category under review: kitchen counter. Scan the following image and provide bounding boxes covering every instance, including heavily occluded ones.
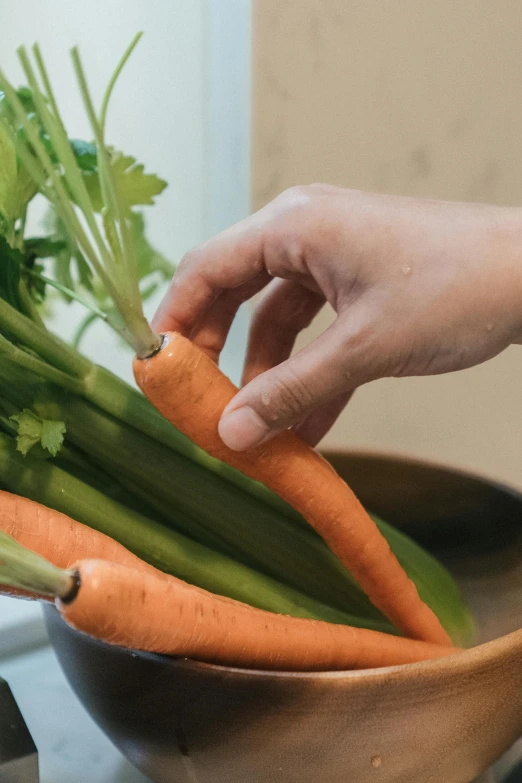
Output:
[0,612,150,783]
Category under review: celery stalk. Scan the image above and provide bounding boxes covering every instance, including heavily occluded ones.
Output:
[0,430,392,632]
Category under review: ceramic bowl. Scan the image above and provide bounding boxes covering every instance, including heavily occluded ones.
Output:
[43,450,522,783]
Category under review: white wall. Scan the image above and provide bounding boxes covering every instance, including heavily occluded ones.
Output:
[0,0,251,383]
[0,0,251,632]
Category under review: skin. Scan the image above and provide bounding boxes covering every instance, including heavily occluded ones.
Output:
[153,184,522,452]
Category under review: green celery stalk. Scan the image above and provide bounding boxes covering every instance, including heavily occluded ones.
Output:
[0,430,392,632]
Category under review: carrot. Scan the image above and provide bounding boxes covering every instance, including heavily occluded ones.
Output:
[0,489,166,585]
[134,333,452,647]
[59,558,458,671]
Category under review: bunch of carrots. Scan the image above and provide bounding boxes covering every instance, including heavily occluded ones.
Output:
[0,36,474,672]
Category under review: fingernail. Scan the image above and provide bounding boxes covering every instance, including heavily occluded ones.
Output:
[218,407,271,451]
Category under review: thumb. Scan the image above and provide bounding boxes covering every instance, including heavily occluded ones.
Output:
[218,312,376,451]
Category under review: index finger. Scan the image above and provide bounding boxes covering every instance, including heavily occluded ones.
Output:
[151,217,267,335]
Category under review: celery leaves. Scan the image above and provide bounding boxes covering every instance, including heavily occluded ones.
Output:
[69,139,97,172]
[10,408,66,457]
[82,150,167,212]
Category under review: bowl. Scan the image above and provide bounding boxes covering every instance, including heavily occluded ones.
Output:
[43,450,522,783]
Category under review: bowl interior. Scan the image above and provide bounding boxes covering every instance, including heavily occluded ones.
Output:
[323,450,522,644]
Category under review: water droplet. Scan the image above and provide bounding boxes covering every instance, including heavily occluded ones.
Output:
[401,265,412,276]
[261,392,272,407]
[371,755,382,768]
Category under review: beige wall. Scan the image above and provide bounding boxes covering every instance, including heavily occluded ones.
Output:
[252,0,522,488]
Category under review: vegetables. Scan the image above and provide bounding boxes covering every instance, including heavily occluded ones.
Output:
[10,408,65,456]
[134,333,452,646]
[0,532,459,671]
[0,451,383,629]
[0,297,474,643]
[0,37,475,659]
[0,488,168,580]
[0,300,474,643]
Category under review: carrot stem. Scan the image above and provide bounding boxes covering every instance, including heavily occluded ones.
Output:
[0,529,75,598]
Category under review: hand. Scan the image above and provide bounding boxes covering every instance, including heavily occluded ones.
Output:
[153,184,522,451]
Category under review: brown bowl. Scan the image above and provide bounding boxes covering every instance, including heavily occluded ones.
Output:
[44,450,522,783]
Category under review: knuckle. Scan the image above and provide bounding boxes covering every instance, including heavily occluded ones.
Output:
[277,184,316,211]
[176,246,203,277]
[265,187,319,273]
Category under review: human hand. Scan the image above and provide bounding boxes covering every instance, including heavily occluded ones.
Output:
[153,184,522,451]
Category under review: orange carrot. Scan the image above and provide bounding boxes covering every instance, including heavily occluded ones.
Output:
[60,559,458,671]
[0,490,166,586]
[134,332,451,647]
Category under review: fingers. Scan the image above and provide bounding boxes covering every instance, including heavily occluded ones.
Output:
[292,390,354,446]
[152,185,322,337]
[151,220,267,335]
[190,271,271,363]
[241,279,325,385]
[218,305,378,451]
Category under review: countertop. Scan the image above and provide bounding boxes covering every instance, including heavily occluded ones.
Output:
[0,607,150,783]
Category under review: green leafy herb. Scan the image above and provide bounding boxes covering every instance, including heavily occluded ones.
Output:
[10,407,65,457]
[40,419,67,456]
[24,236,67,259]
[0,39,168,355]
[82,150,167,213]
[69,138,97,171]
